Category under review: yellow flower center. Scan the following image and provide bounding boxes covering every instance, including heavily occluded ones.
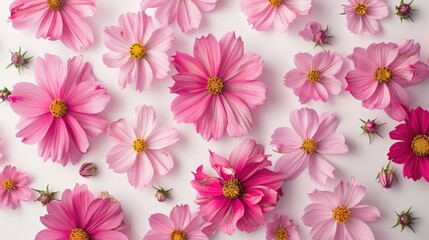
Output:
[69,228,89,240]
[301,138,317,154]
[50,99,68,118]
[170,229,187,240]
[354,2,368,15]
[222,178,243,199]
[307,69,321,83]
[374,67,392,84]
[206,76,224,95]
[275,227,288,240]
[47,0,64,11]
[268,0,283,7]
[411,135,429,156]
[1,178,15,192]
[129,42,146,60]
[332,205,351,223]
[133,138,147,153]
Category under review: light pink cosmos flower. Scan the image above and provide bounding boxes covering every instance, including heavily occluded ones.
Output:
[0,165,31,209]
[272,108,348,185]
[284,51,344,104]
[171,32,266,141]
[144,204,210,240]
[107,105,179,190]
[191,139,285,235]
[302,180,381,240]
[343,0,389,35]
[141,0,217,33]
[10,54,110,166]
[9,0,96,52]
[240,0,312,32]
[103,11,174,92]
[36,184,128,240]
[266,214,299,240]
[346,40,429,121]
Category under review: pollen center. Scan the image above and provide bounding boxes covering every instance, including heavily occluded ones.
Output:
[411,135,429,156]
[133,138,147,153]
[129,42,146,60]
[206,76,224,95]
[374,66,392,83]
[307,69,321,83]
[47,0,64,11]
[1,178,15,192]
[50,99,68,118]
[268,0,283,7]
[222,178,243,199]
[354,2,368,15]
[170,229,187,240]
[275,227,288,240]
[333,205,351,223]
[301,138,317,154]
[69,228,89,240]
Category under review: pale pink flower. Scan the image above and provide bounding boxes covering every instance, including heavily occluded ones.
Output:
[240,0,312,32]
[141,0,217,33]
[144,204,210,240]
[9,54,110,166]
[302,180,381,240]
[107,105,179,190]
[266,214,300,240]
[171,32,266,141]
[272,108,348,185]
[103,11,174,92]
[284,51,344,104]
[191,139,285,235]
[9,0,96,52]
[343,0,389,35]
[0,165,31,209]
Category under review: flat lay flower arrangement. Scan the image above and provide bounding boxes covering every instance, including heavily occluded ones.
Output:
[1,0,429,239]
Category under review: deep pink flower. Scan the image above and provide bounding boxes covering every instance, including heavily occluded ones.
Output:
[298,21,331,47]
[272,108,348,185]
[240,0,312,32]
[191,139,285,235]
[9,0,96,52]
[141,0,217,33]
[0,165,31,209]
[35,184,127,240]
[144,204,210,239]
[10,54,110,166]
[343,0,389,35]
[284,51,344,103]
[107,105,179,190]
[302,180,381,240]
[266,214,299,240]
[103,11,174,92]
[170,32,266,141]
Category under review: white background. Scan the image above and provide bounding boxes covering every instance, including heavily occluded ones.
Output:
[0,0,429,239]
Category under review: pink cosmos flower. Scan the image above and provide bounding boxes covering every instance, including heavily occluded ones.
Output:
[141,0,217,33]
[191,139,285,235]
[144,204,210,240]
[0,165,31,209]
[35,184,128,240]
[240,0,312,32]
[266,214,299,240]
[171,32,266,141]
[284,51,344,104]
[9,0,96,52]
[346,40,429,121]
[107,105,179,190]
[298,21,331,47]
[272,108,348,185]
[103,11,174,92]
[343,0,389,35]
[302,180,381,240]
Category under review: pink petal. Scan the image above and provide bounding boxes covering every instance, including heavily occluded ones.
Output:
[71,113,108,137]
[271,127,302,152]
[66,81,110,115]
[60,9,94,51]
[350,205,382,223]
[64,114,89,153]
[223,53,263,83]
[170,204,191,230]
[91,231,128,240]
[35,54,66,98]
[35,229,68,240]
[15,113,53,144]
[228,139,263,168]
[172,52,208,79]
[148,213,174,233]
[171,93,212,123]
[9,1,47,30]
[218,32,244,77]
[145,150,174,175]
[220,200,244,235]
[362,83,390,109]
[177,0,202,33]
[135,105,156,139]
[308,154,335,185]
[317,133,348,154]
[127,153,154,189]
[289,108,319,139]
[107,145,136,173]
[103,26,129,53]
[85,199,124,232]
[302,203,333,227]
[196,96,227,140]
[147,127,179,150]
[312,112,339,141]
[275,151,308,181]
[344,218,376,240]
[194,34,221,77]
[221,94,252,138]
[272,4,296,32]
[36,11,63,40]
[310,221,337,240]
[334,180,366,208]
[108,118,136,144]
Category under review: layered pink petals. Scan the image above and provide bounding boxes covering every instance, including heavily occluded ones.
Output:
[343,0,388,35]
[0,165,31,209]
[266,214,300,240]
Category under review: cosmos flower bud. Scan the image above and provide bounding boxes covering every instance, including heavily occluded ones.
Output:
[0,87,11,103]
[393,206,419,233]
[396,0,414,22]
[79,162,97,178]
[153,186,172,202]
[32,185,58,206]
[360,118,385,144]
[376,162,398,189]
[6,47,32,74]
[99,191,117,203]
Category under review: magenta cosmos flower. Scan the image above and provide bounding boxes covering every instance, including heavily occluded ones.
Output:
[141,0,217,33]
[284,51,344,104]
[10,54,110,166]
[346,40,429,121]
[9,0,96,52]
[107,105,179,190]
[272,108,348,185]
[171,32,266,141]
[103,11,174,92]
[343,0,389,35]
[144,204,210,240]
[266,214,299,240]
[302,180,381,240]
[240,0,312,32]
[35,184,127,240]
[191,139,285,235]
[0,165,31,209]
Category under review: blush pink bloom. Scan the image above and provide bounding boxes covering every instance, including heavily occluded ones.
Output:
[103,11,174,92]
[35,184,128,240]
[141,0,217,33]
[284,51,344,104]
[266,214,299,240]
[10,54,110,166]
[343,0,389,35]
[0,165,31,209]
[107,105,179,190]
[240,0,312,32]
[191,139,285,235]
[171,32,266,141]
[144,204,210,240]
[272,108,348,185]
[302,180,381,240]
[9,0,96,52]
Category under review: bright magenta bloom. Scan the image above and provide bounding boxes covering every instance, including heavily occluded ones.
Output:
[191,139,285,235]
[302,180,381,240]
[10,54,110,166]
[266,214,299,240]
[9,0,96,52]
[35,184,128,239]
[343,0,388,35]
[0,165,31,209]
[171,32,266,141]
